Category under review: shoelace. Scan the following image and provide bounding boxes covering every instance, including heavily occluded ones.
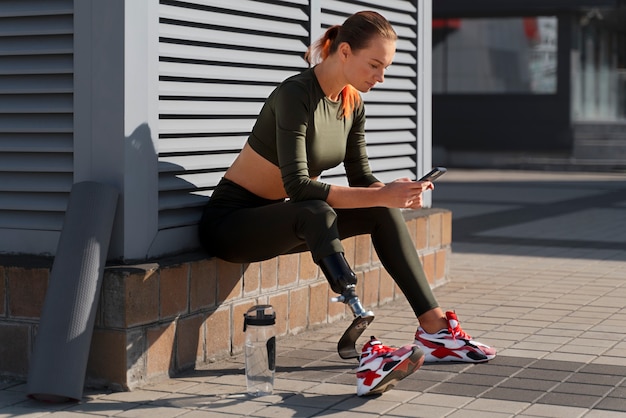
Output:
[449,320,472,340]
[362,337,395,358]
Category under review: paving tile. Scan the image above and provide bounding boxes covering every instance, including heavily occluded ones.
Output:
[386,403,454,418]
[497,377,557,392]
[426,382,490,397]
[594,397,626,412]
[537,392,600,408]
[480,387,545,403]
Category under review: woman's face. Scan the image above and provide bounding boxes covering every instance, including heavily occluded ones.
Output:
[343,36,396,92]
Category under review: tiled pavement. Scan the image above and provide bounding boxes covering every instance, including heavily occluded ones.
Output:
[1,169,625,417]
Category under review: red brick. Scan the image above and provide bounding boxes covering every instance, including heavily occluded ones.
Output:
[299,253,318,281]
[205,307,231,358]
[354,235,371,267]
[414,216,428,250]
[160,264,189,319]
[125,267,160,327]
[261,258,278,291]
[243,262,260,295]
[362,269,380,309]
[176,314,205,370]
[234,301,263,352]
[190,259,217,311]
[435,249,448,282]
[87,329,128,387]
[216,260,242,303]
[146,322,176,377]
[7,267,48,319]
[342,237,356,266]
[308,281,328,325]
[429,212,442,249]
[268,292,288,336]
[422,252,435,285]
[379,268,395,304]
[289,287,308,333]
[441,210,452,246]
[0,323,29,376]
[278,253,299,287]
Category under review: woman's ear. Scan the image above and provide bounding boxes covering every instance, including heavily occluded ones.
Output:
[338,42,351,62]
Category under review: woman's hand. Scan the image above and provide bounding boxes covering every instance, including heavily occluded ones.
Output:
[380,177,434,209]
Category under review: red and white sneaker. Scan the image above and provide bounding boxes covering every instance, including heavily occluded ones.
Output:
[414,311,496,363]
[356,336,424,396]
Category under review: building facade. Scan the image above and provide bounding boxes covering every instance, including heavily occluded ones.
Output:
[0,0,433,263]
[432,0,626,167]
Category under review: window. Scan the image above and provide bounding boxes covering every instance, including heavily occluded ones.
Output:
[433,17,558,94]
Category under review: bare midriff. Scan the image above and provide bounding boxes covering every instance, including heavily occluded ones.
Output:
[225,143,317,200]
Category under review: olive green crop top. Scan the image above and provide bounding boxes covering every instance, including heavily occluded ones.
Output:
[247,67,380,202]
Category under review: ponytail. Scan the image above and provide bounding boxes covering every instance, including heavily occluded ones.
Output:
[304,11,396,119]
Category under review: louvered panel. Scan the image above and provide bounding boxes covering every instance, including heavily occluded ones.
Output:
[0,172,72,192]
[160,118,257,135]
[321,0,418,183]
[160,100,263,116]
[0,74,72,94]
[0,192,68,211]
[0,0,73,249]
[157,0,309,233]
[365,131,416,145]
[159,43,305,68]
[365,104,415,117]
[160,153,238,172]
[160,4,307,37]
[364,90,416,103]
[0,133,72,152]
[0,152,72,172]
[0,211,65,230]
[366,118,416,131]
[159,135,246,153]
[160,61,299,83]
[0,93,72,113]
[160,81,274,99]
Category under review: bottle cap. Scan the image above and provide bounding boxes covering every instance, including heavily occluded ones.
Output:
[244,305,276,331]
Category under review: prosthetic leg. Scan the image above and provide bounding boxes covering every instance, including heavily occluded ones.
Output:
[319,253,375,359]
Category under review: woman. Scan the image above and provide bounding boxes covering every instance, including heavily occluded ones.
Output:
[199,11,495,396]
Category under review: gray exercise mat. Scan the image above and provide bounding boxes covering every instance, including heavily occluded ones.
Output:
[27,181,118,402]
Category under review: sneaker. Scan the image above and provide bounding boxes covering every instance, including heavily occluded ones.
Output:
[356,336,424,396]
[414,311,496,363]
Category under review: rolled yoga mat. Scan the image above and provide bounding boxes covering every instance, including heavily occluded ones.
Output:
[27,181,118,402]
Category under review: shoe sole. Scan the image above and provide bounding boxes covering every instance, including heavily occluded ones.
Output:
[360,346,425,396]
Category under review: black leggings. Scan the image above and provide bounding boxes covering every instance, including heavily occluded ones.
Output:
[199,178,439,317]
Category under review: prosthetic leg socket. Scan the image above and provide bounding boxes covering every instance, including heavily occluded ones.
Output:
[319,253,375,359]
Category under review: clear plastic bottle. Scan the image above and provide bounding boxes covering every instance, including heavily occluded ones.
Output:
[243,305,276,396]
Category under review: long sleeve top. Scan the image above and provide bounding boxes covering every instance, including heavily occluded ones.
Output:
[247,67,380,202]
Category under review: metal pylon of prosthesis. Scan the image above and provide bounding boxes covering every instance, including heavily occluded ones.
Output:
[332,284,375,359]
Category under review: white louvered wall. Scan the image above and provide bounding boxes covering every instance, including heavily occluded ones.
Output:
[0,0,74,255]
[157,0,420,239]
[157,0,310,232]
[320,0,419,185]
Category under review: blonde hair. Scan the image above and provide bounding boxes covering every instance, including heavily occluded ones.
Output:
[305,11,397,118]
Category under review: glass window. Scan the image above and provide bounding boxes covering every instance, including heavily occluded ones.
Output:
[433,17,558,94]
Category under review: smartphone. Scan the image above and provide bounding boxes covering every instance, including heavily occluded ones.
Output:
[418,167,447,182]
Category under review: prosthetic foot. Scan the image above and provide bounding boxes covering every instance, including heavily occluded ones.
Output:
[319,253,375,360]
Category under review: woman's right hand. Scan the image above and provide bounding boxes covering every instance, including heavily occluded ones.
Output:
[381,178,434,209]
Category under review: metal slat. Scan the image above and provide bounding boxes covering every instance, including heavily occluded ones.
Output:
[0,133,72,152]
[159,4,308,37]
[0,14,73,37]
[365,130,415,145]
[365,104,416,117]
[365,117,416,131]
[160,81,274,99]
[159,61,300,83]
[0,93,72,113]
[160,23,305,52]
[159,153,238,172]
[0,74,72,94]
[159,118,256,135]
[158,136,246,153]
[180,0,308,21]
[0,54,73,75]
[0,172,72,193]
[159,42,306,68]
[0,153,72,172]
[160,100,263,116]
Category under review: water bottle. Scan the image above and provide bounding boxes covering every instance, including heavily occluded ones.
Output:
[243,305,276,396]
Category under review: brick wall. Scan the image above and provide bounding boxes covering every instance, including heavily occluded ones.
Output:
[0,209,451,391]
